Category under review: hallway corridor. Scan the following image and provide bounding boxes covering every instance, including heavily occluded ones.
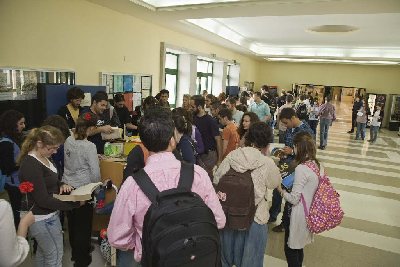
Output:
[266,101,400,267]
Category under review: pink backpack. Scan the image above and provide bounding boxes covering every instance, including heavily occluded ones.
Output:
[300,161,344,234]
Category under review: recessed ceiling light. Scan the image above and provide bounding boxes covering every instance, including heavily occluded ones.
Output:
[307,25,359,33]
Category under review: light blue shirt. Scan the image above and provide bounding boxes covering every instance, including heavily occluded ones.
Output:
[250,100,271,122]
[232,110,244,125]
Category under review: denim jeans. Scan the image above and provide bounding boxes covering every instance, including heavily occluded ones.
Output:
[356,122,366,140]
[319,118,332,147]
[308,120,318,136]
[29,213,63,267]
[220,221,268,267]
[370,126,379,142]
[269,188,282,222]
[117,250,141,267]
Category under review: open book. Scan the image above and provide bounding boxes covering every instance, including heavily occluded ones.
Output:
[53,182,102,201]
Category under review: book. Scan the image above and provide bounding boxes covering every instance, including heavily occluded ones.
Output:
[101,127,122,140]
[53,182,102,201]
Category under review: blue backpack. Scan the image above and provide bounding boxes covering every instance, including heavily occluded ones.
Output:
[0,137,20,192]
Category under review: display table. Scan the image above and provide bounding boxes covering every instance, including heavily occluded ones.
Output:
[92,159,126,231]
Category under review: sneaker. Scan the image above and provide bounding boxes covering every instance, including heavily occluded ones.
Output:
[272,224,285,232]
[268,218,276,224]
[347,130,354,134]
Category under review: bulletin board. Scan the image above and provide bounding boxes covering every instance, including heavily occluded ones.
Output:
[100,72,152,111]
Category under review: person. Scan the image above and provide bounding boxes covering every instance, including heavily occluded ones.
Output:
[0,200,35,267]
[62,116,101,267]
[113,93,138,136]
[85,91,116,154]
[237,112,260,147]
[214,122,281,267]
[107,107,226,266]
[57,86,85,129]
[218,108,240,160]
[307,98,319,136]
[348,95,362,133]
[277,94,294,143]
[205,94,217,114]
[41,115,71,179]
[355,99,368,140]
[159,89,170,108]
[218,92,227,103]
[210,100,224,129]
[269,107,315,232]
[226,97,244,125]
[172,107,205,155]
[182,94,191,111]
[191,95,222,175]
[0,110,25,228]
[277,132,320,267]
[202,89,208,98]
[173,113,196,164]
[368,104,384,143]
[249,92,271,123]
[17,125,81,267]
[318,96,336,150]
[261,86,277,128]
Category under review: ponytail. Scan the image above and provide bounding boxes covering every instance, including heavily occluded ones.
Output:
[17,126,65,165]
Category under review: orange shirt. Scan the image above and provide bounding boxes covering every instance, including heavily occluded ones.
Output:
[222,122,239,159]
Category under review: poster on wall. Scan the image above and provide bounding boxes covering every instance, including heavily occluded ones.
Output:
[123,75,133,92]
[113,75,123,93]
[141,76,151,90]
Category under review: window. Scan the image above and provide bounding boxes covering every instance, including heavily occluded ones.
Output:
[164,52,178,106]
[196,59,213,95]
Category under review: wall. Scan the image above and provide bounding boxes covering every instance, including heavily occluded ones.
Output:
[258,61,400,94]
[0,0,260,94]
[258,61,400,126]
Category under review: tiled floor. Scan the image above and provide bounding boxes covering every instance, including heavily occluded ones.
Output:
[18,101,400,266]
[266,101,400,267]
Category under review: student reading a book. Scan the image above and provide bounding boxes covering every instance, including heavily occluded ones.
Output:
[17,125,81,267]
[277,132,320,267]
[237,112,259,147]
[62,115,101,267]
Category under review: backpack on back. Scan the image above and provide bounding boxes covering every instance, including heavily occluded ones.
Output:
[134,163,221,267]
[300,161,344,234]
[296,103,308,120]
[0,137,19,191]
[215,168,255,230]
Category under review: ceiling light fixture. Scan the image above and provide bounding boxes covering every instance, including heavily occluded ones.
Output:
[265,57,399,65]
[307,25,359,33]
[135,0,241,8]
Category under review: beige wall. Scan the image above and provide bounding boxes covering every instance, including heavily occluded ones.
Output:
[258,61,400,95]
[258,61,400,126]
[0,0,260,93]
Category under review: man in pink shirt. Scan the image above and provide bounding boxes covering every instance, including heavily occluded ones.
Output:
[107,107,226,265]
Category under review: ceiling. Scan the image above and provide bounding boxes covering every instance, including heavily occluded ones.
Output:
[88,0,400,65]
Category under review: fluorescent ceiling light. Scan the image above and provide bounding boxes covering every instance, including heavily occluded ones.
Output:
[265,57,399,65]
[138,0,240,8]
[186,19,245,46]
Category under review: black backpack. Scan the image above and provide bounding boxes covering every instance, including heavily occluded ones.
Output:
[134,163,221,267]
[296,103,308,120]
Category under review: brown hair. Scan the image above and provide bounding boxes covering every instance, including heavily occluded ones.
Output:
[237,112,259,138]
[17,125,65,164]
[293,132,320,169]
[74,115,97,140]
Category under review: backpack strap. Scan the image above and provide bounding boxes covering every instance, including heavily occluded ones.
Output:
[177,162,194,191]
[133,169,160,203]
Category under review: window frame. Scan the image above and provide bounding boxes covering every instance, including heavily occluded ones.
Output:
[164,52,179,107]
[196,59,213,95]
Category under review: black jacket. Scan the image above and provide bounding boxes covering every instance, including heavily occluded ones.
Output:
[57,105,83,129]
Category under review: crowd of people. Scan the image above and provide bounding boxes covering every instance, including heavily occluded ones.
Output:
[0,85,373,267]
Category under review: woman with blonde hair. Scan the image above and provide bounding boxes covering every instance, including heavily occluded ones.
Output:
[18,125,80,267]
[277,132,320,267]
